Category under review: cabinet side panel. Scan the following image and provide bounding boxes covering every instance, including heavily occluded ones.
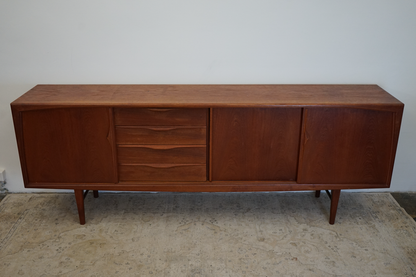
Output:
[22,108,116,184]
[212,108,302,181]
[298,108,394,184]
[11,106,30,186]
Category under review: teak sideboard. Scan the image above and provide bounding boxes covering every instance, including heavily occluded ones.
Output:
[11,85,404,225]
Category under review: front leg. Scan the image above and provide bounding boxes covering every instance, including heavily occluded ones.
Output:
[329,189,341,224]
[74,189,85,225]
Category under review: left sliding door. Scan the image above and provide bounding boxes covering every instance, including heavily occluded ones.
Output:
[19,108,117,185]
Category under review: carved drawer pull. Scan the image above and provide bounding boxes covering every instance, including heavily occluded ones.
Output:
[147,127,177,131]
[144,164,188,169]
[147,108,173,112]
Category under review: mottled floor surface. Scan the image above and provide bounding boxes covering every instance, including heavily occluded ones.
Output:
[391,193,416,220]
[0,192,416,276]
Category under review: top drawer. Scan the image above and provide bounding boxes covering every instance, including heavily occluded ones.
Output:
[114,108,207,126]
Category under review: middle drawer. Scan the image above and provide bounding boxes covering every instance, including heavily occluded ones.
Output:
[118,145,206,164]
[116,126,206,145]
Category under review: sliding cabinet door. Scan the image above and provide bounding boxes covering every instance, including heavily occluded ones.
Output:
[212,108,302,181]
[298,108,395,185]
[20,108,116,184]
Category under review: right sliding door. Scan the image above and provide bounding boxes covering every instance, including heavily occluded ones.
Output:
[298,108,395,185]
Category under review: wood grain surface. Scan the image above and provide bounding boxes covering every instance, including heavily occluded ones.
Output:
[119,164,207,182]
[12,85,403,111]
[116,126,206,145]
[212,108,302,181]
[298,108,395,184]
[117,145,206,164]
[21,108,116,183]
[114,108,207,126]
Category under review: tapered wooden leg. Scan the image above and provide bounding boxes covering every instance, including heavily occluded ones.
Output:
[93,190,99,198]
[74,189,86,225]
[315,190,321,198]
[329,189,341,225]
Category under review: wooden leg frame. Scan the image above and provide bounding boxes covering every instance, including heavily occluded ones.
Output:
[315,189,341,224]
[74,189,99,225]
[74,189,341,225]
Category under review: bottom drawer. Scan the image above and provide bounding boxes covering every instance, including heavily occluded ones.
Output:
[119,164,206,182]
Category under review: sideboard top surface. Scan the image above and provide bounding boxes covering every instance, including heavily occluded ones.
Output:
[11,84,403,110]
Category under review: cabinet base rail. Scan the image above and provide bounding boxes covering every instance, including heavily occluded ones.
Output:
[74,189,341,225]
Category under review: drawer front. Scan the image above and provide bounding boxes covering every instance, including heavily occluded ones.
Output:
[118,145,206,164]
[116,126,206,145]
[119,164,207,181]
[114,108,207,126]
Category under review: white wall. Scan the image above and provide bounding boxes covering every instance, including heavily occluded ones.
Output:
[1,0,415,192]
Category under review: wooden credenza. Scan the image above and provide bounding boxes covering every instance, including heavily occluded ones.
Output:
[11,85,404,224]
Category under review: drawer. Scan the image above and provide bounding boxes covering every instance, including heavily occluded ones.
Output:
[118,145,206,164]
[116,126,206,145]
[114,108,207,126]
[119,164,207,181]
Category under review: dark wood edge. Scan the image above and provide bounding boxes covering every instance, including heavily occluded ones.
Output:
[296,108,308,183]
[296,108,304,176]
[116,126,207,129]
[208,108,213,181]
[25,181,389,191]
[10,103,404,113]
[108,108,119,183]
[118,145,207,149]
